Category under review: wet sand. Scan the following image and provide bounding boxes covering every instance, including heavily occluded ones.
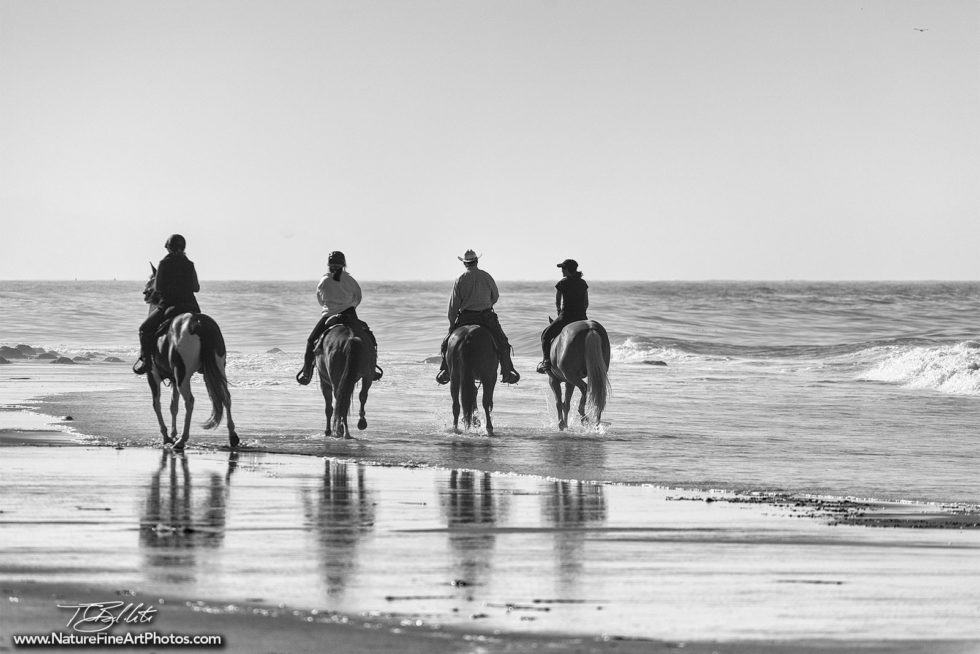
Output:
[2,364,980,652]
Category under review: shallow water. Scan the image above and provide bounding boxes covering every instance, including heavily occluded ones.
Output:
[3,447,978,641]
[2,280,980,505]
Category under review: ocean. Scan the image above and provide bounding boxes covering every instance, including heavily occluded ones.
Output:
[2,279,979,507]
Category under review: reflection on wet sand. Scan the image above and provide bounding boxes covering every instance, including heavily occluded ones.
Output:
[301,460,375,598]
[545,481,607,589]
[441,470,500,593]
[139,451,239,584]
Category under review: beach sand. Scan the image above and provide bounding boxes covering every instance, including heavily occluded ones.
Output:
[2,362,980,653]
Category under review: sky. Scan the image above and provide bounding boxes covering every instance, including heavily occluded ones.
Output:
[1,0,977,281]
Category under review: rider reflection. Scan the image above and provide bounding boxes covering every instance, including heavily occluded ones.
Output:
[442,470,498,590]
[139,451,238,584]
[544,480,606,586]
[301,460,375,598]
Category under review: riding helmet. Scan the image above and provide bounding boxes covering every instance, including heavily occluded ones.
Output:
[328,251,346,267]
[165,234,187,251]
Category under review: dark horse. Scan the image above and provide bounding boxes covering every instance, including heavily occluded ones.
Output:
[547,320,610,430]
[446,325,497,436]
[315,323,376,438]
[141,265,239,451]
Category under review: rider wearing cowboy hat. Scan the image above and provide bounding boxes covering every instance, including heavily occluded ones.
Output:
[133,234,200,375]
[537,258,589,374]
[295,250,383,385]
[436,249,520,385]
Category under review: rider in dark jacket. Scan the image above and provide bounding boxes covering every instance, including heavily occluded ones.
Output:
[133,234,200,375]
[537,258,588,374]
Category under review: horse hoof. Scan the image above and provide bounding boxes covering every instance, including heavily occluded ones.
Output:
[357,418,367,430]
[229,432,240,448]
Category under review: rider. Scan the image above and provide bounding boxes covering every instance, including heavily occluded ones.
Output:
[436,249,520,385]
[295,250,383,385]
[133,234,200,375]
[537,258,589,374]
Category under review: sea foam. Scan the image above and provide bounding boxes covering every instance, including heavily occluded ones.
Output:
[862,341,980,395]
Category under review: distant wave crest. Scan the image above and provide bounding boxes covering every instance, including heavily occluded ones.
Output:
[861,341,980,395]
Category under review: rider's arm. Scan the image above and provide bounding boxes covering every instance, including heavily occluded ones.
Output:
[349,275,362,308]
[189,262,200,294]
[583,288,589,312]
[488,273,499,306]
[448,280,461,324]
[555,289,562,314]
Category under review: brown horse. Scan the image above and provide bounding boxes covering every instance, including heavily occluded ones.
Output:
[142,266,239,451]
[315,324,376,438]
[547,320,611,430]
[446,325,497,436]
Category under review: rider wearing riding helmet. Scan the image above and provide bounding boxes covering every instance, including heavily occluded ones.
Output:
[133,234,200,375]
[295,250,383,385]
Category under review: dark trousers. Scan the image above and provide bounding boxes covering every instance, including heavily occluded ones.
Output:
[442,309,511,356]
[540,313,586,359]
[306,308,377,351]
[139,304,196,354]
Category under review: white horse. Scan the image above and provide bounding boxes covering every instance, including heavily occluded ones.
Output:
[546,320,610,430]
[142,266,239,451]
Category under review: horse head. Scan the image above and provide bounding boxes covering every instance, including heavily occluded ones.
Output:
[143,262,162,306]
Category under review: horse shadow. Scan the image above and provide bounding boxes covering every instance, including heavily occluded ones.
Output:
[139,450,238,584]
[300,460,375,598]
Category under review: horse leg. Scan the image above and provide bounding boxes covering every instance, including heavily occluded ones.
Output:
[224,393,239,448]
[575,379,589,425]
[173,376,194,452]
[356,379,371,431]
[148,376,171,445]
[169,384,180,442]
[562,382,575,429]
[450,377,461,433]
[549,377,565,430]
[319,376,333,437]
[331,386,349,439]
[482,379,495,437]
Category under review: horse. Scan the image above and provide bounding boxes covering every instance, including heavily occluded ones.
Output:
[315,323,376,438]
[141,265,239,451]
[546,320,611,430]
[446,324,497,436]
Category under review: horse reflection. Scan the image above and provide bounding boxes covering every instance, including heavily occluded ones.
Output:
[544,480,606,586]
[442,470,498,589]
[301,461,375,597]
[139,451,238,583]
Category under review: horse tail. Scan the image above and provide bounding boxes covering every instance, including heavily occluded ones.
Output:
[584,328,610,421]
[191,314,230,430]
[335,334,362,426]
[459,338,479,427]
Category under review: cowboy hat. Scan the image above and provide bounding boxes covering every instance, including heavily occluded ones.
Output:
[458,249,481,263]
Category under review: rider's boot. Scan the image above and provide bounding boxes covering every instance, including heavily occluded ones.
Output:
[536,358,551,374]
[295,345,315,385]
[499,348,520,384]
[435,357,449,385]
[132,352,151,375]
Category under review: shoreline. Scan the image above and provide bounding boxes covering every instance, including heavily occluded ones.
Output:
[4,359,980,649]
[2,441,980,649]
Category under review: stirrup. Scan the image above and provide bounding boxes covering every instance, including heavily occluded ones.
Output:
[132,357,149,375]
[435,369,450,385]
[295,367,313,386]
[536,360,551,374]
